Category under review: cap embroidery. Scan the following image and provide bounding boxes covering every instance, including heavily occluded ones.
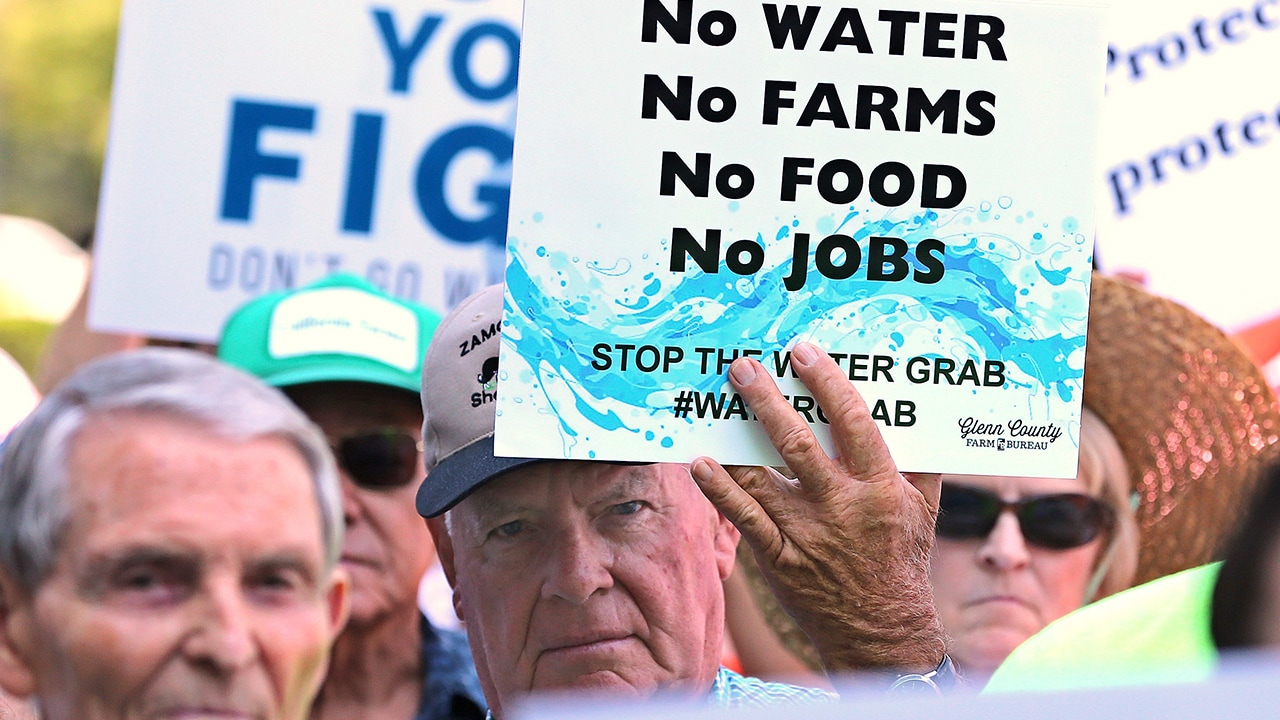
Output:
[268,287,420,371]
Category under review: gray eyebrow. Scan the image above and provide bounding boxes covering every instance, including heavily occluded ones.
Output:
[592,468,659,504]
[74,544,324,595]
[467,495,532,529]
[462,465,661,532]
[75,545,201,596]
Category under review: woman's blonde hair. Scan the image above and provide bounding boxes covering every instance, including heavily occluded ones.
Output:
[1079,405,1140,602]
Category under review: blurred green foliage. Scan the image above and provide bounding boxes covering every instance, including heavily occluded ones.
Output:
[0,317,54,378]
[0,0,121,243]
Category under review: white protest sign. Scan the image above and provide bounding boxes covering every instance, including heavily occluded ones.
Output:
[89,0,521,341]
[1097,0,1280,332]
[495,0,1106,476]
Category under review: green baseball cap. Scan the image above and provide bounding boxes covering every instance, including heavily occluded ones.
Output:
[217,273,441,394]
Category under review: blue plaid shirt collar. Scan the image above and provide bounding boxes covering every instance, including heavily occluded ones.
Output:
[482,666,834,719]
[708,666,837,708]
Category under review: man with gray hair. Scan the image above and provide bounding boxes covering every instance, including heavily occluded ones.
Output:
[417,285,951,718]
[0,348,350,720]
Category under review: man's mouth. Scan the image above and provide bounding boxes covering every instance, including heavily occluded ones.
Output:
[969,594,1035,610]
[162,708,257,720]
[542,633,637,656]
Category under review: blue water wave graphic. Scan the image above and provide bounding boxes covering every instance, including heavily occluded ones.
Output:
[501,200,1090,450]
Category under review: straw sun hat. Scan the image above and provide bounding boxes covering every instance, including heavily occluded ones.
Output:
[736,272,1280,669]
[1083,273,1280,584]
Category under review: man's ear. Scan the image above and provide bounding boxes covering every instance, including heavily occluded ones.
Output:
[712,508,741,582]
[425,517,464,622]
[324,566,351,637]
[0,572,37,698]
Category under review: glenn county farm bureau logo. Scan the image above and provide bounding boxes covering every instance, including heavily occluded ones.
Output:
[958,417,1062,452]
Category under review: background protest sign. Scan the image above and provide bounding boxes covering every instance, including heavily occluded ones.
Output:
[1095,0,1280,334]
[88,0,520,341]
[494,0,1106,476]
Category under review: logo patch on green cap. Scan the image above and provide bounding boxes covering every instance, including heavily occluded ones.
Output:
[268,287,420,372]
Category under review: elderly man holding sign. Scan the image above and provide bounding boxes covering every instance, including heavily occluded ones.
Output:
[416,285,951,717]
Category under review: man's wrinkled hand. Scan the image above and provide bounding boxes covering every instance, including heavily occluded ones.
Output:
[690,342,945,675]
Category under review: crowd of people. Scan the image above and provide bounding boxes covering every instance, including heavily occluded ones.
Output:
[3,266,1280,720]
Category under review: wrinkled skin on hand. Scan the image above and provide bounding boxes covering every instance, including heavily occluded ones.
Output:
[690,342,945,675]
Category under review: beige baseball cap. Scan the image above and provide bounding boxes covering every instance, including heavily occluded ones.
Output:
[415,284,543,517]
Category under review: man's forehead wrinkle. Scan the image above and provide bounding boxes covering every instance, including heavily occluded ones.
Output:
[567,463,664,503]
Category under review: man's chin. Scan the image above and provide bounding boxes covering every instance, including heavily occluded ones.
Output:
[531,668,654,699]
[503,672,654,720]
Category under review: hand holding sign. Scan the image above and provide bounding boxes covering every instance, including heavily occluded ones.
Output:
[690,342,945,674]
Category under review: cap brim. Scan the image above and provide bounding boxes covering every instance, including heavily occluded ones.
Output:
[416,435,546,517]
[260,362,421,396]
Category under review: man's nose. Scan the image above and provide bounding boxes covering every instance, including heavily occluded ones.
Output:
[340,470,363,526]
[182,579,259,672]
[541,524,614,605]
[977,511,1032,571]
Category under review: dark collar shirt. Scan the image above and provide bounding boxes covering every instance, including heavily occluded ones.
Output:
[418,615,488,720]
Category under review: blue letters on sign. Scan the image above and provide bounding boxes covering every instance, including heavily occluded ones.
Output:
[217,11,522,245]
[415,124,513,246]
[373,9,444,94]
[342,112,385,234]
[451,22,520,101]
[220,100,316,222]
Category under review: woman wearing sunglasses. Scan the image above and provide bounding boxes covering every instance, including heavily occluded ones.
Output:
[929,407,1140,687]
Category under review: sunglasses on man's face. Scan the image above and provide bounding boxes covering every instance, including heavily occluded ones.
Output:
[330,430,422,490]
[935,484,1114,550]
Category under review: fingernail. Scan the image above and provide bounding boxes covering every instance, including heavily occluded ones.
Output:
[729,358,757,386]
[793,342,819,367]
[690,459,713,483]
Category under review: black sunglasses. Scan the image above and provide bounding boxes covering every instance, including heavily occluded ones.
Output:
[936,484,1114,550]
[330,429,422,490]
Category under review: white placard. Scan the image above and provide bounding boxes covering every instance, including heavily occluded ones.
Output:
[90,0,521,341]
[1097,0,1280,332]
[495,0,1106,475]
